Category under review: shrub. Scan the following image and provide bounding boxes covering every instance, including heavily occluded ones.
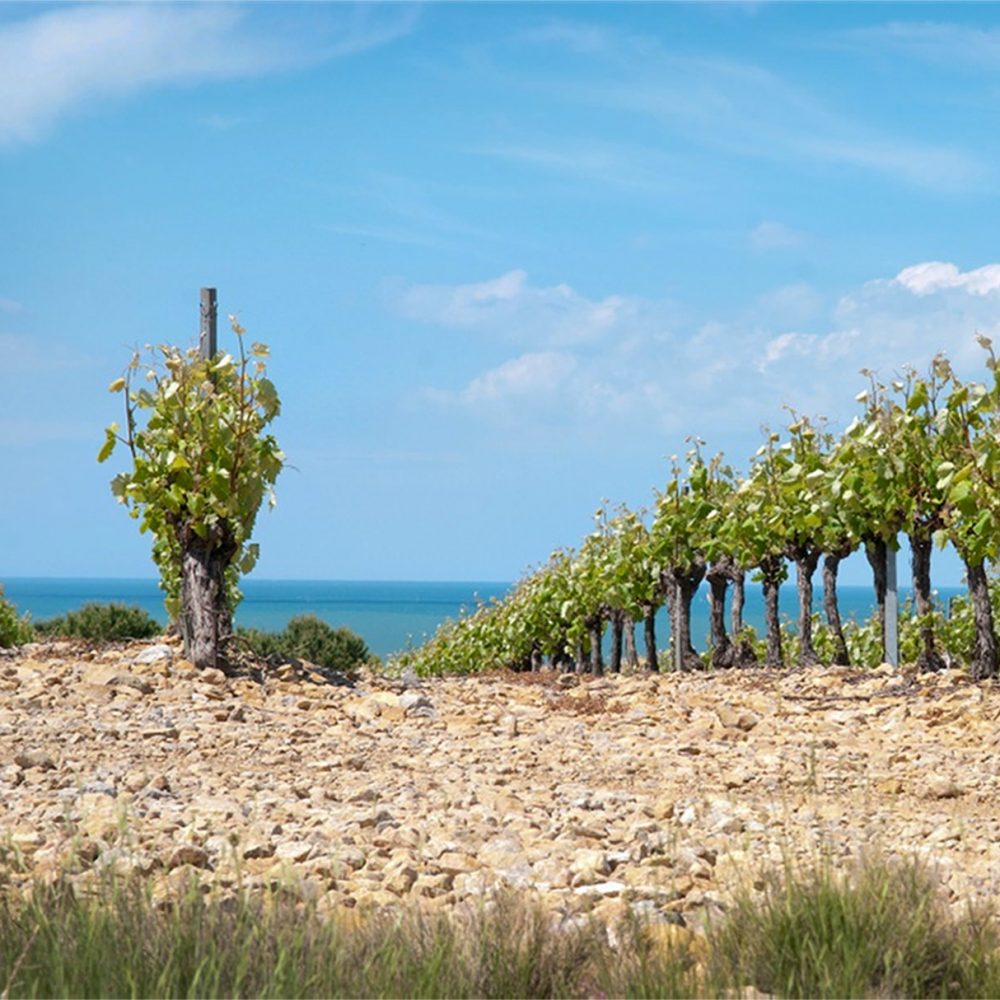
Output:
[34,602,161,642]
[0,586,32,648]
[239,614,372,674]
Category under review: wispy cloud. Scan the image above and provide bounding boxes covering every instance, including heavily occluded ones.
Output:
[316,171,498,254]
[749,221,805,252]
[504,20,986,192]
[0,297,22,314]
[0,4,417,146]
[0,333,96,371]
[472,140,682,195]
[198,112,250,131]
[324,223,440,249]
[0,419,94,447]
[847,21,1000,73]
[517,20,617,56]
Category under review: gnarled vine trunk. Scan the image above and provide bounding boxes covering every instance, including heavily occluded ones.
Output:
[760,555,784,668]
[623,615,639,671]
[965,559,998,680]
[677,573,705,671]
[730,568,745,636]
[728,566,757,667]
[554,644,572,672]
[910,532,946,672]
[608,610,624,673]
[530,646,542,673]
[574,637,587,674]
[822,549,850,666]
[864,538,888,656]
[180,529,236,669]
[788,546,821,667]
[707,562,733,668]
[664,564,706,671]
[643,603,658,672]
[587,615,604,676]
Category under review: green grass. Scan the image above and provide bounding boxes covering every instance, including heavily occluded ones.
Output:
[0,853,997,998]
[710,852,1000,999]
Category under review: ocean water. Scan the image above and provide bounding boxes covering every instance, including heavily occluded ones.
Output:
[2,577,966,661]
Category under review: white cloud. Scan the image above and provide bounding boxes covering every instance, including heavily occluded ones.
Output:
[410,260,1000,458]
[391,269,636,347]
[894,261,1000,297]
[459,351,577,404]
[0,4,416,146]
[758,329,861,371]
[749,221,805,252]
[0,298,21,314]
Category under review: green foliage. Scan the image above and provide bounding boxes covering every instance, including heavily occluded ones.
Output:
[33,602,161,642]
[712,853,997,999]
[399,343,1000,679]
[239,614,372,674]
[100,321,284,620]
[0,586,32,648]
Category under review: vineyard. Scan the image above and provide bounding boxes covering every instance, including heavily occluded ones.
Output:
[395,343,1000,681]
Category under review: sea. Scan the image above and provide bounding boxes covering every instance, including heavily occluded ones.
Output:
[2,578,967,661]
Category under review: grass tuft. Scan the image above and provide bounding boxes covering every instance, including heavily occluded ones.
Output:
[711,851,1000,999]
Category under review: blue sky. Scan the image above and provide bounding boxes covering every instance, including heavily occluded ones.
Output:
[3,2,1000,586]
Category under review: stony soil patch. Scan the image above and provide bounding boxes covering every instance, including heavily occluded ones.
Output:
[2,637,999,935]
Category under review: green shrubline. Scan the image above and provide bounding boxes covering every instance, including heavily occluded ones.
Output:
[100,320,284,667]
[239,614,372,675]
[0,586,32,649]
[34,603,161,641]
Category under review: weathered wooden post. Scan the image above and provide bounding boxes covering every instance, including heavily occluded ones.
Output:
[200,287,217,361]
[674,579,683,672]
[885,539,899,666]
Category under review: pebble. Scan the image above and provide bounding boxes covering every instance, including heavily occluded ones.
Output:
[2,638,999,931]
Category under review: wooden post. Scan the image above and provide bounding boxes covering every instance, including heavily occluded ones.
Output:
[885,540,899,666]
[674,579,683,672]
[199,287,217,361]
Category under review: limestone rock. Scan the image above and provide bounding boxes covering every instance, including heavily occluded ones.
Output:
[133,645,174,665]
[923,777,964,800]
[15,749,55,771]
[168,844,211,870]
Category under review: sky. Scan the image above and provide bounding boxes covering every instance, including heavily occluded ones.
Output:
[3,1,1000,587]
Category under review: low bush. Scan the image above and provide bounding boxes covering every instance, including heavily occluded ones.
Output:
[34,602,161,642]
[239,613,372,674]
[0,586,32,648]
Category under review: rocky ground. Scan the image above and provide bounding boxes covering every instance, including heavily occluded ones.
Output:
[2,636,999,936]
